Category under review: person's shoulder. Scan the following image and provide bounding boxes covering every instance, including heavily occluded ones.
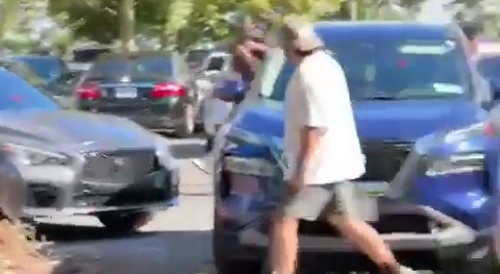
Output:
[300,51,342,76]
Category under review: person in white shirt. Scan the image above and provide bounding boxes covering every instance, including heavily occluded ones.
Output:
[268,18,418,274]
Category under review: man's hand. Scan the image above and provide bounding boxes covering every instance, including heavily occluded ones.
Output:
[286,174,304,196]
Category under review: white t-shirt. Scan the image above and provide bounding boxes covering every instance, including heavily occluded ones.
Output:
[283,51,365,185]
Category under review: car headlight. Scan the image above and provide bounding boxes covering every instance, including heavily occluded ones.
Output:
[3,143,71,166]
[154,135,176,168]
[425,153,484,176]
[223,156,276,177]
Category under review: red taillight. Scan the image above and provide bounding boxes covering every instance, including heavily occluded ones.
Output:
[77,83,102,100]
[151,83,186,98]
[484,122,497,137]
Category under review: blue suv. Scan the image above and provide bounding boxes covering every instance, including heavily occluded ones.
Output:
[213,21,498,273]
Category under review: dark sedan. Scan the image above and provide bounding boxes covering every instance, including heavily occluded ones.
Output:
[76,51,199,137]
[0,68,179,232]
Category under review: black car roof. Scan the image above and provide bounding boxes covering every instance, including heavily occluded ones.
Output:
[96,51,171,61]
[313,21,460,42]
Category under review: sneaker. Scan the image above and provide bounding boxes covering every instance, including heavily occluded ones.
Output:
[380,263,419,274]
[397,265,419,274]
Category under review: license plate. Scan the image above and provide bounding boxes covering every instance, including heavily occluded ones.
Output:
[353,181,389,197]
[115,87,137,98]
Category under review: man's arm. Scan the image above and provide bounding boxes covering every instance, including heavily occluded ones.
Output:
[294,126,326,182]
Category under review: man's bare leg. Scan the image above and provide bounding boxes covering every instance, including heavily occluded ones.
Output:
[327,215,399,272]
[270,215,299,274]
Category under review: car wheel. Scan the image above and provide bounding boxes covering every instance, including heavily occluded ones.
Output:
[440,245,499,274]
[98,211,151,233]
[174,104,195,138]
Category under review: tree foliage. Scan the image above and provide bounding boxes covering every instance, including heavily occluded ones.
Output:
[46,0,435,51]
[0,0,20,41]
[48,0,121,44]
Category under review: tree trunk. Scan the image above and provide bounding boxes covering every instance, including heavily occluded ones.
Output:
[119,0,136,52]
[0,0,20,42]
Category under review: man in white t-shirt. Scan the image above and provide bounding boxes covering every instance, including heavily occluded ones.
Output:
[268,18,417,274]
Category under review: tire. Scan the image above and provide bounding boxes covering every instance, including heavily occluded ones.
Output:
[98,211,151,233]
[174,104,196,138]
[440,245,499,274]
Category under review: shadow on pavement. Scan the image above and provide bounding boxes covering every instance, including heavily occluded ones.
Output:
[170,142,206,159]
[36,223,157,242]
[39,229,214,274]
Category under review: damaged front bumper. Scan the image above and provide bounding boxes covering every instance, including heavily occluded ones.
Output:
[21,164,180,221]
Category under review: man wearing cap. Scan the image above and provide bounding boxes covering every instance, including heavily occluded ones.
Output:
[268,18,418,274]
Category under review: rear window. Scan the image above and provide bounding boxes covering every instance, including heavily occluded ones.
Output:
[88,55,173,78]
[477,55,500,79]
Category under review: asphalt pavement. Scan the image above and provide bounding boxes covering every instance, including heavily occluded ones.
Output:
[37,136,216,274]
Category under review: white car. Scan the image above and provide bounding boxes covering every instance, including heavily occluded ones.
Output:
[194,52,235,150]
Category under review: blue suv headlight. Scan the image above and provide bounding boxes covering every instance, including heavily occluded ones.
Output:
[425,153,484,177]
[224,156,276,177]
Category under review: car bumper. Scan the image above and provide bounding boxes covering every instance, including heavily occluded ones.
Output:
[20,164,180,221]
[24,198,179,220]
[124,113,180,130]
[218,203,483,271]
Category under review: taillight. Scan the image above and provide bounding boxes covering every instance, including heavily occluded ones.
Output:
[77,83,102,100]
[484,122,497,137]
[151,82,186,98]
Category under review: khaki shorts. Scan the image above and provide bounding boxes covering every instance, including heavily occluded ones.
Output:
[276,181,368,221]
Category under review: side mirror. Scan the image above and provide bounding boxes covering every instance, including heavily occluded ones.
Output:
[214,79,246,103]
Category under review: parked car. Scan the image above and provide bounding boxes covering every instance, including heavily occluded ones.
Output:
[0,68,179,232]
[75,51,200,137]
[192,51,234,150]
[211,21,497,274]
[186,48,212,71]
[8,55,68,85]
[0,59,45,88]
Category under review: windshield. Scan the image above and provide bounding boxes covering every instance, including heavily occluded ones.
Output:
[260,38,471,101]
[477,55,500,79]
[88,55,173,78]
[0,70,60,111]
[15,57,65,81]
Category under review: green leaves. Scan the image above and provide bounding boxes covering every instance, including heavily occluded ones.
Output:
[48,0,121,44]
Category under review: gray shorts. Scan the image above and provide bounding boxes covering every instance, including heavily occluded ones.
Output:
[277,181,364,221]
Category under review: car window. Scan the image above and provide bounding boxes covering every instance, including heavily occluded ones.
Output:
[206,56,225,71]
[0,69,60,111]
[477,55,500,79]
[88,55,173,78]
[15,57,65,81]
[260,37,471,101]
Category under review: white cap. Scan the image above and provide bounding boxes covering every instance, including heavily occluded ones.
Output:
[281,17,324,51]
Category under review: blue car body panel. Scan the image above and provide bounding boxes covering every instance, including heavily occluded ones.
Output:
[221,22,498,234]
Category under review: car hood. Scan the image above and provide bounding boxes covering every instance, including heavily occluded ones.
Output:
[0,110,156,152]
[232,99,486,143]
